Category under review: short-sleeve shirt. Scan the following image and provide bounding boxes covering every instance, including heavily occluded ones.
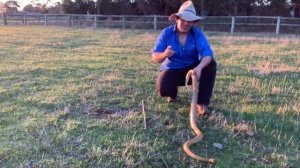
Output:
[152,25,213,71]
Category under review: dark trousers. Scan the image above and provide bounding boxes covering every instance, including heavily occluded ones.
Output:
[156,60,217,106]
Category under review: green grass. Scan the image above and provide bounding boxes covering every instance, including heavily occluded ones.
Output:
[0,26,299,167]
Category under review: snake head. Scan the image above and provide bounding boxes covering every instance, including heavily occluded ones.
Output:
[185,70,197,85]
[185,70,192,86]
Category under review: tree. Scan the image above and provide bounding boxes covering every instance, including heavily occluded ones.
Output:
[119,0,136,15]
[134,0,165,15]
[23,4,38,13]
[291,0,300,17]
[268,0,290,16]
[62,0,96,14]
[203,0,255,16]
[94,0,135,15]
[251,0,290,16]
[0,2,5,14]
[23,4,46,13]
[47,2,63,14]
[96,0,100,14]
[164,0,182,15]
[62,0,76,14]
[23,0,63,14]
[2,0,19,14]
[65,0,295,16]
[35,3,48,13]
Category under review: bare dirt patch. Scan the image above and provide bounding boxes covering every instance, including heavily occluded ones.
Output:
[89,108,130,118]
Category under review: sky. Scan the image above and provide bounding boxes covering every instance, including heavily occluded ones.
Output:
[0,0,62,10]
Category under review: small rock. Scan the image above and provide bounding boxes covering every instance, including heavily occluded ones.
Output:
[213,143,223,149]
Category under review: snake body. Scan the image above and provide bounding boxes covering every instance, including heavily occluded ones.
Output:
[183,70,216,164]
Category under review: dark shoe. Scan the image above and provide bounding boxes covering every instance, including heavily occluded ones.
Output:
[167,97,177,103]
[197,104,211,118]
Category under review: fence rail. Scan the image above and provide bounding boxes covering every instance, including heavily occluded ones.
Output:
[1,14,300,34]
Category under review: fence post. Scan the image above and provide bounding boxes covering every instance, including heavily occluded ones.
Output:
[94,15,97,29]
[231,16,235,34]
[23,15,26,25]
[68,15,71,27]
[25,15,28,25]
[154,15,157,30]
[276,16,281,35]
[122,15,125,29]
[3,14,7,25]
[44,14,48,26]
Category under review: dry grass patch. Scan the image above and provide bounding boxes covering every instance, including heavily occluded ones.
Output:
[249,61,299,75]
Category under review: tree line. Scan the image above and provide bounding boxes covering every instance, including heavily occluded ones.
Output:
[62,0,300,17]
[0,0,62,14]
[0,0,299,17]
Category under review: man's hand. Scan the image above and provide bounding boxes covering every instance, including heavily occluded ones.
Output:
[163,45,174,58]
[193,66,202,80]
[193,56,212,80]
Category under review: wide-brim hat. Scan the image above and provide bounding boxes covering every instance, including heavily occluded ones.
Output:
[169,0,204,22]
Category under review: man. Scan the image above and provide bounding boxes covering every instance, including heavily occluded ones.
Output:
[152,0,217,116]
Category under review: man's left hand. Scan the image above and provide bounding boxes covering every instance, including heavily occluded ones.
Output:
[193,66,202,81]
[193,57,212,80]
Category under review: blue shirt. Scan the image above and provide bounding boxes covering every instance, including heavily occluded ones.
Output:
[152,25,213,71]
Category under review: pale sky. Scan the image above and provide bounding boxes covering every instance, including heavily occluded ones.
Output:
[0,0,62,10]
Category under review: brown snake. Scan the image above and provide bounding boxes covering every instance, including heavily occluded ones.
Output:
[183,70,216,164]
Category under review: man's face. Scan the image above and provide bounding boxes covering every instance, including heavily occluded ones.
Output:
[176,17,194,33]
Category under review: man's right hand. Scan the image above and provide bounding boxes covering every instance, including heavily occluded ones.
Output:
[164,46,174,58]
[151,46,175,63]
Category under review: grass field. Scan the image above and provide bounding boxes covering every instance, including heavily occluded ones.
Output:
[0,26,299,167]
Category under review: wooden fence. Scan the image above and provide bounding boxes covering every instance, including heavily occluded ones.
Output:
[1,14,300,34]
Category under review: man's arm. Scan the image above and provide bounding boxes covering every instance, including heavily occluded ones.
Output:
[193,56,212,80]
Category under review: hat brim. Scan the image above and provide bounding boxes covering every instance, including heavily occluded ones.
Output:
[169,12,205,22]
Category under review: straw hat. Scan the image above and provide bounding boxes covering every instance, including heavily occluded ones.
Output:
[169,0,204,22]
